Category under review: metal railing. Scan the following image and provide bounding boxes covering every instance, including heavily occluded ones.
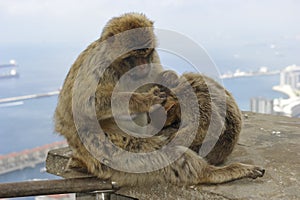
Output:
[0,177,135,200]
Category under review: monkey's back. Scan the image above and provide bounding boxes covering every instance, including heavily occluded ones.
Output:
[179,72,242,165]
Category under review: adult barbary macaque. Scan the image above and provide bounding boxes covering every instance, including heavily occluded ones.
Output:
[54,13,265,186]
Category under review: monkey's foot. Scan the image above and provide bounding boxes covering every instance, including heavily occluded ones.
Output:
[243,164,265,179]
[201,163,265,184]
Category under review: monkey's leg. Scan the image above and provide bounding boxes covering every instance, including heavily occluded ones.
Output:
[198,163,265,184]
[164,149,265,185]
[104,146,264,186]
[104,125,264,186]
[203,130,238,165]
[204,99,242,165]
[76,127,264,186]
[154,127,264,185]
[95,87,165,121]
[74,131,264,186]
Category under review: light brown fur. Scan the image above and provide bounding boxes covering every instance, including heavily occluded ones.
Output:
[54,13,265,187]
[152,72,244,165]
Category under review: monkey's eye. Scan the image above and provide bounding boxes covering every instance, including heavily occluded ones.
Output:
[141,48,154,57]
[147,48,154,55]
[134,48,154,57]
[135,49,147,55]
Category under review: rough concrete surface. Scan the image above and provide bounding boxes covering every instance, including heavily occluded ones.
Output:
[199,111,300,200]
[46,112,300,199]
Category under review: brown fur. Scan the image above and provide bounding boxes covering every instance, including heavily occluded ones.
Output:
[152,72,243,165]
[54,13,265,187]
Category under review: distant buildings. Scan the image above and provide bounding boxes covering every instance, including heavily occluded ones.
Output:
[251,65,300,117]
[220,67,279,79]
[273,98,300,117]
[280,65,300,91]
[250,97,274,114]
[273,65,300,117]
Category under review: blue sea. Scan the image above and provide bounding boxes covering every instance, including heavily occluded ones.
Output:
[0,44,291,195]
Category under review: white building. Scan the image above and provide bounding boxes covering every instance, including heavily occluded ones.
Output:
[272,65,300,117]
[280,64,300,90]
[250,97,274,114]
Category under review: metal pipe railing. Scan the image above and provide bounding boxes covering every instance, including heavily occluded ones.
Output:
[0,177,113,198]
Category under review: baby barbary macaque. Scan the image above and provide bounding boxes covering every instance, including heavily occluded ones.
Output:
[54,13,265,186]
[152,72,244,165]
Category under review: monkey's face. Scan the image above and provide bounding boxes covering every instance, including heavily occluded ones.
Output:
[101,13,157,80]
[117,48,155,80]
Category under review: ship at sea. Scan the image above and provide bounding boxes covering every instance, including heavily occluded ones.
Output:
[0,60,19,79]
[220,66,280,79]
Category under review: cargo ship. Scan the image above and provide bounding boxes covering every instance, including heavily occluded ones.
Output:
[0,60,19,79]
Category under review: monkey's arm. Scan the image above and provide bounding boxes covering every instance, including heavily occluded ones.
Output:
[95,86,165,121]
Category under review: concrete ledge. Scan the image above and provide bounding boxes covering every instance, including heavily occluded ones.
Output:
[201,111,300,199]
[46,112,300,199]
[46,149,231,199]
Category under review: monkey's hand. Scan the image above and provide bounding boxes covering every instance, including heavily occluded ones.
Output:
[147,86,167,106]
[128,86,166,114]
[156,70,179,89]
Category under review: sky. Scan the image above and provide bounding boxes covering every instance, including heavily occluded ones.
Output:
[0,0,300,72]
[1,0,300,44]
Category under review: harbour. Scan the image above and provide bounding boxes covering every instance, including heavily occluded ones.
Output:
[0,141,67,176]
[0,90,60,104]
[220,66,280,79]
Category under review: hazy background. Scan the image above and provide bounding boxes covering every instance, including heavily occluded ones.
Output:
[1,0,300,83]
[0,0,299,185]
[1,0,300,147]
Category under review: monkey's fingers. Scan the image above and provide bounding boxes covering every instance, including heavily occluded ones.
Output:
[152,94,167,105]
[158,91,167,100]
[149,86,167,104]
[149,86,162,96]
